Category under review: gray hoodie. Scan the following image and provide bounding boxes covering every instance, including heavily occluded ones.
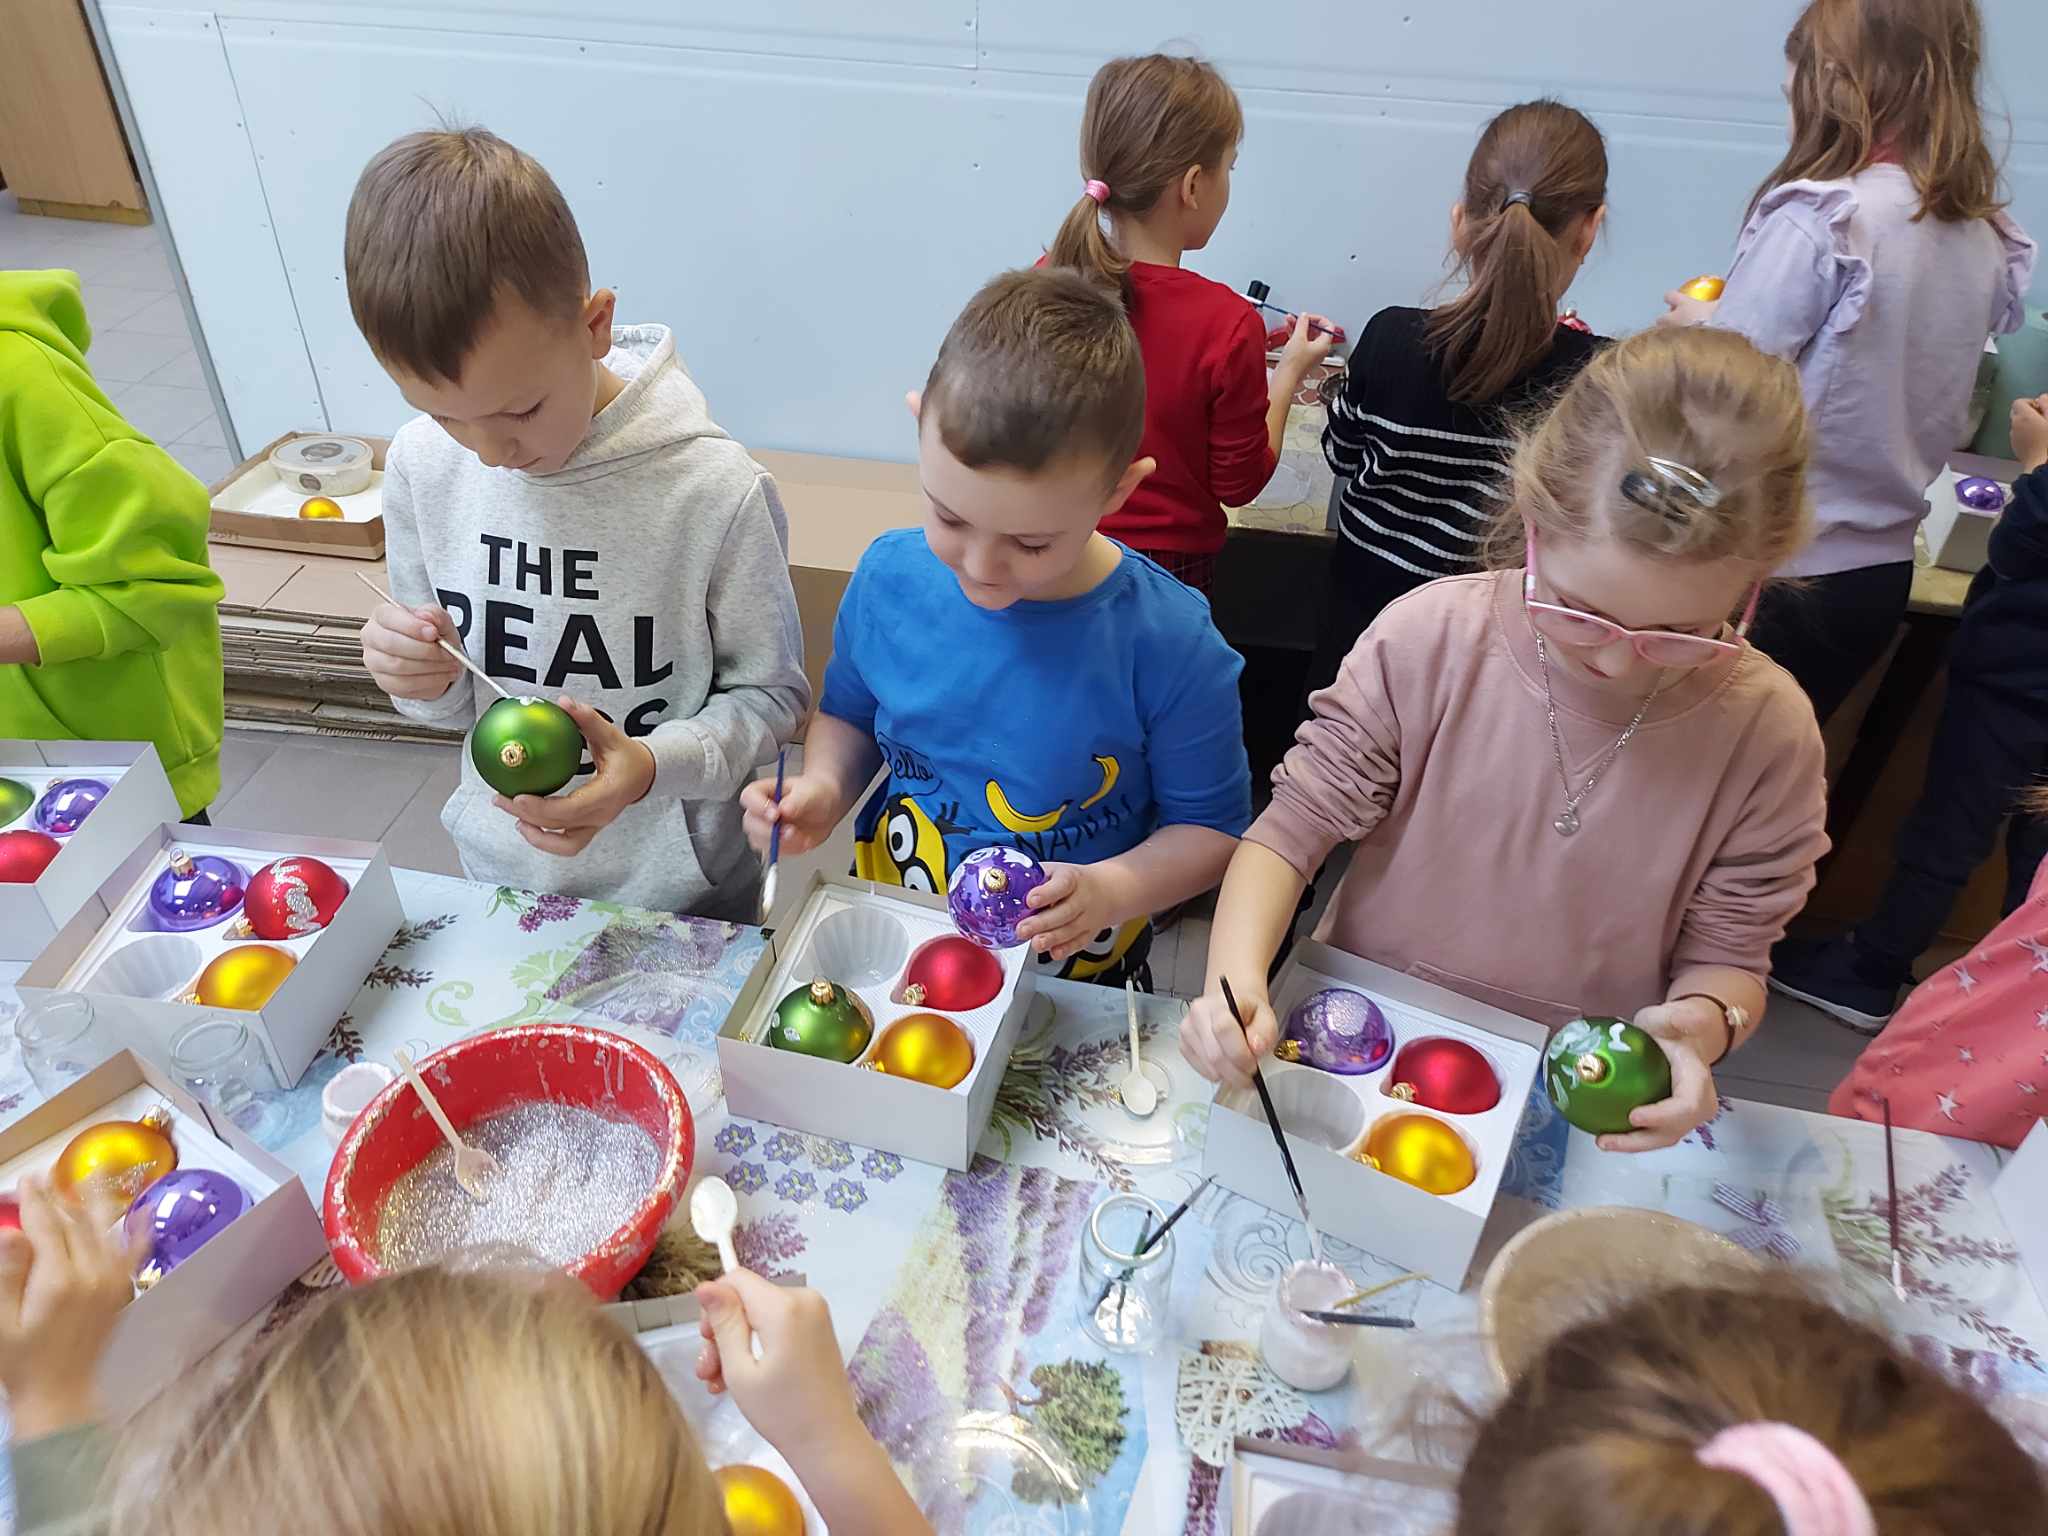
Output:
[381,325,810,918]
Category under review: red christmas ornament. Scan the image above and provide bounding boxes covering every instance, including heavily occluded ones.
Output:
[0,830,61,884]
[0,1195,19,1232]
[237,856,351,939]
[896,934,1003,1012]
[1386,1036,1500,1115]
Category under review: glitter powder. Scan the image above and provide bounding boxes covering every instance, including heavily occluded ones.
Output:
[374,1102,660,1271]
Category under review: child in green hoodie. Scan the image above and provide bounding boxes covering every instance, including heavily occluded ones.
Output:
[0,269,224,819]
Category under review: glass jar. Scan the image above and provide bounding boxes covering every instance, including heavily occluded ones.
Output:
[1077,1192,1174,1353]
[1258,1259,1354,1391]
[17,995,105,1098]
[171,1017,283,1137]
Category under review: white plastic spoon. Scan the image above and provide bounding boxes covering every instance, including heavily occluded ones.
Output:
[690,1175,762,1360]
[1119,978,1158,1118]
[395,1049,500,1201]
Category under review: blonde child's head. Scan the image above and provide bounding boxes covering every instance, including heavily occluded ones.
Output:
[1762,0,2003,223]
[107,1266,725,1536]
[344,127,618,476]
[1046,54,1244,296]
[1427,100,1609,403]
[1457,1280,2043,1535]
[913,267,1151,610]
[1486,327,1811,692]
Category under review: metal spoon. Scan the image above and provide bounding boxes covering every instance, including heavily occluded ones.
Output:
[1118,978,1157,1118]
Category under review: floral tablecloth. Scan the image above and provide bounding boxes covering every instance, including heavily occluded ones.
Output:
[3,870,2044,1535]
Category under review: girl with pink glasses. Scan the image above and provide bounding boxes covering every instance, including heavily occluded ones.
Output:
[1180,328,1831,1151]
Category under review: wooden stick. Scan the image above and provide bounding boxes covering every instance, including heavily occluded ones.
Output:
[1331,1272,1425,1312]
[353,571,510,701]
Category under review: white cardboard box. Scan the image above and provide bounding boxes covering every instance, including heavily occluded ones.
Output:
[1992,1119,2048,1311]
[1202,941,1546,1290]
[16,824,402,1087]
[0,1050,327,1410]
[1922,451,2022,575]
[718,871,1037,1171]
[0,742,182,961]
[1229,1438,1458,1536]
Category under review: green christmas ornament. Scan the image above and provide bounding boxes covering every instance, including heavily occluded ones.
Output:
[1545,1016,1673,1136]
[769,978,873,1064]
[469,696,583,797]
[0,778,31,827]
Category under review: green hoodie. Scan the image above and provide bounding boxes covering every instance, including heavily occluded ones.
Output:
[1,269,223,816]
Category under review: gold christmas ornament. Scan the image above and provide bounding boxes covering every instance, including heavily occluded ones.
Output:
[186,943,297,1010]
[715,1464,805,1536]
[863,1011,975,1089]
[53,1107,177,1200]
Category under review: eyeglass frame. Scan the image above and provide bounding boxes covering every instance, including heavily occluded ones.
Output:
[1523,527,1761,668]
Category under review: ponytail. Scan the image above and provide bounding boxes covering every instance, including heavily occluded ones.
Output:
[1424,100,1608,405]
[1048,191,1131,298]
[1044,54,1243,301]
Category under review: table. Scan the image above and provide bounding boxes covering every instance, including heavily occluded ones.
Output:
[3,870,2045,1536]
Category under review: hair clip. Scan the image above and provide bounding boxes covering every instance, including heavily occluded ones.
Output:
[1620,457,1722,521]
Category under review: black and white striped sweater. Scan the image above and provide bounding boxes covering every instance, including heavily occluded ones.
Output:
[1322,307,1604,577]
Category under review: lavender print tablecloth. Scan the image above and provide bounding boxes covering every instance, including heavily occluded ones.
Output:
[2,872,2043,1536]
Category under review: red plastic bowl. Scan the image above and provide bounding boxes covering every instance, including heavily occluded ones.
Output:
[323,1024,693,1298]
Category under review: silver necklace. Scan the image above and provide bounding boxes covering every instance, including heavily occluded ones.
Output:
[1534,634,1665,836]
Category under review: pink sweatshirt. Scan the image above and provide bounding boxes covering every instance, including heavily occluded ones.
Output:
[1250,573,1829,1030]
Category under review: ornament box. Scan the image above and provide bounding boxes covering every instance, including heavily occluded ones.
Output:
[717,872,1038,1171]
[1201,941,1546,1289]
[1993,1119,2048,1313]
[1228,1438,1457,1536]
[1920,451,2020,575]
[0,1050,326,1410]
[15,825,402,1087]
[206,431,390,560]
[0,741,183,961]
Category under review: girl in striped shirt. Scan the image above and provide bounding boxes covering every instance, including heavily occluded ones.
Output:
[1311,100,1610,696]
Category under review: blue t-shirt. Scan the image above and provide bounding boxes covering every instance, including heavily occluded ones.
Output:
[821,530,1251,982]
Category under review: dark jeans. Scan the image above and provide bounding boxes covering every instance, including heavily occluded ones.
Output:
[1306,540,1434,703]
[182,809,211,826]
[1853,667,2048,978]
[1748,561,1915,726]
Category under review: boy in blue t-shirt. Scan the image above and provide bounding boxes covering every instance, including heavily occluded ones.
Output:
[742,268,1250,988]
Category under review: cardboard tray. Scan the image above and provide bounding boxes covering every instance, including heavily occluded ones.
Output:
[0,742,183,961]
[16,824,402,1087]
[1202,941,1546,1290]
[208,431,389,560]
[717,871,1036,1171]
[0,1051,327,1410]
[1228,1437,1457,1536]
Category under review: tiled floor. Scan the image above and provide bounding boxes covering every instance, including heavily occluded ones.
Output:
[0,191,235,484]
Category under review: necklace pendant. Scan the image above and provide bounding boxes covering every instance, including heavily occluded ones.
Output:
[1554,809,1580,837]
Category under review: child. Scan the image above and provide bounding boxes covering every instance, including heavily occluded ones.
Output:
[1661,0,2035,725]
[1180,328,1830,1151]
[1312,99,1609,698]
[1775,395,2048,1033]
[1827,782,2048,1147]
[740,267,1252,989]
[0,270,224,822]
[349,128,810,917]
[1044,53,1333,594]
[0,1178,932,1536]
[1458,1280,2044,1534]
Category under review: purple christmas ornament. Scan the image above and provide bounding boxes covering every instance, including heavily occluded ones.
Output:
[1278,987,1395,1075]
[32,778,110,837]
[947,846,1049,949]
[125,1167,248,1284]
[146,849,245,931]
[1955,476,2008,512]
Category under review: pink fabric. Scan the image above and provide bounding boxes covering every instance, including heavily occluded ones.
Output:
[1696,1423,1877,1536]
[1083,179,1111,204]
[1831,857,2048,1148]
[1248,573,1828,1028]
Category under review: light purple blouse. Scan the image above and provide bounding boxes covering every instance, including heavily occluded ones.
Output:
[1711,165,2035,579]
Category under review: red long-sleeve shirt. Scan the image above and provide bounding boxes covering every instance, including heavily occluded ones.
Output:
[1102,263,1275,556]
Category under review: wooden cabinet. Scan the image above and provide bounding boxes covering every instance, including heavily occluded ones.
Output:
[0,0,147,222]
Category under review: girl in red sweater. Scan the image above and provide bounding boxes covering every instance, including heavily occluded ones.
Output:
[1046,53,1333,594]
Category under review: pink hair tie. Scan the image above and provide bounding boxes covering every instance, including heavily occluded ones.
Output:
[1083,179,1111,205]
[1697,1424,1876,1536]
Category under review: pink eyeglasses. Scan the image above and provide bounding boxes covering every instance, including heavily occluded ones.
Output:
[1523,529,1760,669]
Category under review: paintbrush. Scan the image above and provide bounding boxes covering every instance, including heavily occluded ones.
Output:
[1330,1272,1424,1311]
[1299,1311,1416,1329]
[759,748,787,924]
[1882,1094,1905,1303]
[1091,1175,1214,1310]
[353,572,510,701]
[1220,977,1321,1259]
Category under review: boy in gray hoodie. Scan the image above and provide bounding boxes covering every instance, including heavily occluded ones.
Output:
[348,129,809,918]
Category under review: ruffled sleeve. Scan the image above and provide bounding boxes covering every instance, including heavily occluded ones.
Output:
[1711,180,1871,361]
[1988,209,2038,336]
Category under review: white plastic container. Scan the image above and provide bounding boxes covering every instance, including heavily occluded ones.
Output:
[269,434,374,497]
